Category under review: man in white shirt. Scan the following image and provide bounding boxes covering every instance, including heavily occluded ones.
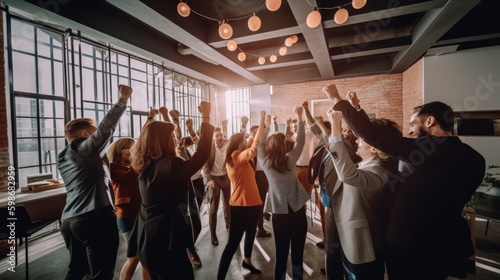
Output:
[202,127,230,246]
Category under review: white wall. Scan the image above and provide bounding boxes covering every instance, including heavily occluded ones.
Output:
[423,46,500,112]
[423,46,500,167]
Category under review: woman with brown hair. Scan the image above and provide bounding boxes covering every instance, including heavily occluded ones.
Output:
[106,137,150,280]
[257,105,310,280]
[128,101,214,280]
[216,111,266,280]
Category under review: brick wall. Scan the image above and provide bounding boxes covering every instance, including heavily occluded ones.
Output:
[270,74,404,129]
[402,59,424,135]
[0,11,10,191]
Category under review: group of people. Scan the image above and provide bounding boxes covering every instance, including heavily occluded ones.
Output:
[57,83,485,280]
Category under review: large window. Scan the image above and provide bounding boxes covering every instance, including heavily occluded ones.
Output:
[225,87,251,136]
[8,17,210,187]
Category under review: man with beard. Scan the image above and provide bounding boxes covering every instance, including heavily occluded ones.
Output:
[323,83,485,280]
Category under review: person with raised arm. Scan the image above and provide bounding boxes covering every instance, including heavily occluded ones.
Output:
[216,111,266,279]
[257,105,311,280]
[58,84,133,279]
[129,101,214,279]
[323,83,485,280]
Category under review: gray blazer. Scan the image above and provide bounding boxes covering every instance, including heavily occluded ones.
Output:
[58,101,127,219]
[327,140,392,264]
[258,123,310,214]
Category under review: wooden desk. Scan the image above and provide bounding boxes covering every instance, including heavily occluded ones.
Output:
[0,188,66,223]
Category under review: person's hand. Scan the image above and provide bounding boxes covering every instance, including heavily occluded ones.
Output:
[294,106,303,117]
[322,84,341,103]
[241,116,249,127]
[260,111,266,119]
[186,119,193,130]
[272,115,277,122]
[169,109,180,121]
[346,91,360,108]
[118,85,133,103]
[158,106,170,122]
[149,106,158,119]
[198,101,211,118]
[222,119,228,127]
[207,179,215,189]
[265,114,272,127]
[285,118,291,126]
[301,101,309,109]
[327,109,343,136]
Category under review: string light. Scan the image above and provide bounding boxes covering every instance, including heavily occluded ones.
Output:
[177,0,298,65]
[306,0,369,28]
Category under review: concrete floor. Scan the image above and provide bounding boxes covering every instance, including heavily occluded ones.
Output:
[1,198,499,280]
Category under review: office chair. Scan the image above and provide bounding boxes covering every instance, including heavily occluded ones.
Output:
[0,205,59,280]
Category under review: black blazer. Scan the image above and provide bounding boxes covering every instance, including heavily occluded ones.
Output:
[334,100,485,274]
[130,122,214,255]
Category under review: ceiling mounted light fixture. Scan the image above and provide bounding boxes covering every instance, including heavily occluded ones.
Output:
[248,14,261,32]
[177,1,190,17]
[258,57,266,65]
[334,8,349,24]
[227,39,238,51]
[307,9,321,28]
[279,46,287,56]
[238,52,247,61]
[270,54,277,63]
[218,22,233,39]
[266,0,282,12]
[352,0,367,9]
[285,37,293,47]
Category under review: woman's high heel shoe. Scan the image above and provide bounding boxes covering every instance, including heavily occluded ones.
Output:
[242,261,261,274]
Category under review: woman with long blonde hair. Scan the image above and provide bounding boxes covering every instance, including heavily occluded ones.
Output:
[129,101,214,280]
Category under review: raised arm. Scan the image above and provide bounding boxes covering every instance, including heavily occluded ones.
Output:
[288,106,305,162]
[326,109,387,189]
[238,111,265,162]
[272,115,279,132]
[78,84,132,156]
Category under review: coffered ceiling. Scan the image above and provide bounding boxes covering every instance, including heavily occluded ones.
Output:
[6,0,500,88]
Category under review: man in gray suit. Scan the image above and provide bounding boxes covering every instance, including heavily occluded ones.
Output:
[58,85,133,279]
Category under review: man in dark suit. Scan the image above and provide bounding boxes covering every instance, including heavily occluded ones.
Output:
[58,85,133,279]
[323,84,485,280]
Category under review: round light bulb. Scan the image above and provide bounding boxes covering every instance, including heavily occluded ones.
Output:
[285,37,293,47]
[177,2,190,17]
[258,57,266,65]
[290,35,298,44]
[248,15,261,32]
[266,0,282,12]
[352,0,367,9]
[306,10,322,28]
[279,46,287,56]
[270,54,277,63]
[227,39,237,51]
[334,8,349,24]
[238,52,246,61]
[218,22,233,39]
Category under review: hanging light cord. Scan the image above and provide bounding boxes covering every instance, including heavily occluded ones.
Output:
[188,1,266,23]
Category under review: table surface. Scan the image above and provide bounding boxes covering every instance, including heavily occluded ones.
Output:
[0,188,67,208]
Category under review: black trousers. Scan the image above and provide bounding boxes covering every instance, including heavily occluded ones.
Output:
[217,205,260,280]
[187,177,204,250]
[61,207,119,280]
[209,175,231,239]
[341,248,386,280]
[255,170,269,231]
[386,246,447,280]
[272,205,308,280]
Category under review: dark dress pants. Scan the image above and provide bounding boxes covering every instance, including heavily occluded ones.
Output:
[272,205,308,280]
[209,175,231,238]
[324,206,345,280]
[341,248,386,280]
[61,207,119,280]
[187,177,204,250]
[138,249,194,280]
[217,205,260,280]
[255,170,269,231]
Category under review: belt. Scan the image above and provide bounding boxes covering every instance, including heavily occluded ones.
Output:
[296,165,309,168]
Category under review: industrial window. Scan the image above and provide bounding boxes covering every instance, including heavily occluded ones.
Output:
[7,16,210,188]
[226,87,251,136]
